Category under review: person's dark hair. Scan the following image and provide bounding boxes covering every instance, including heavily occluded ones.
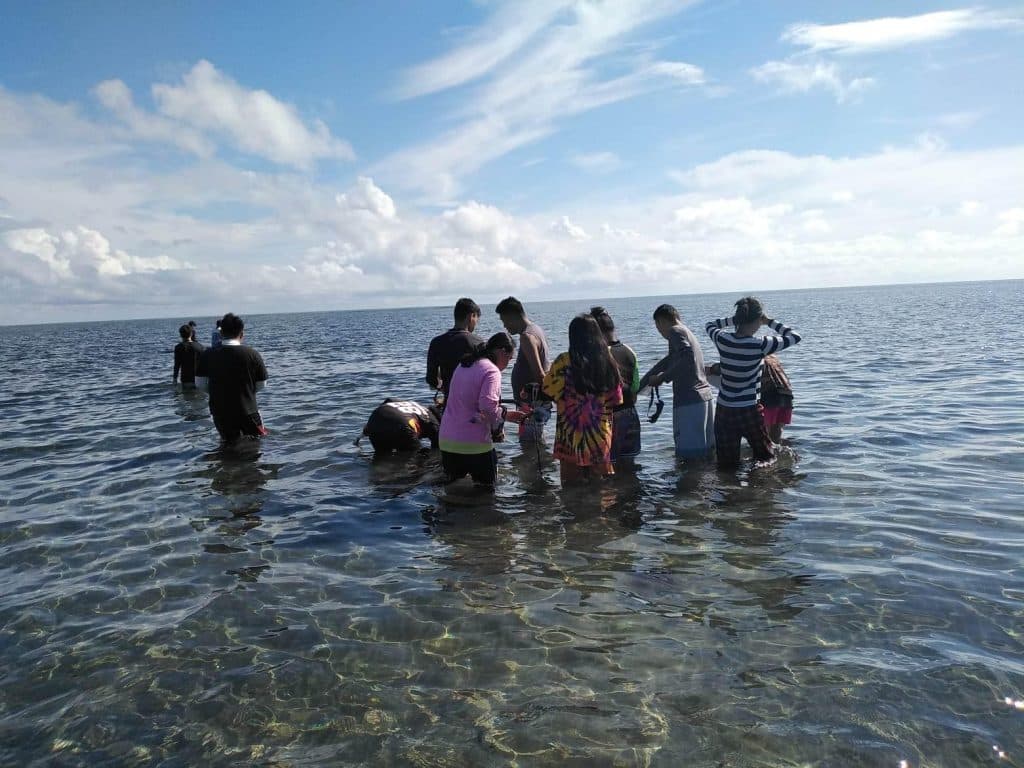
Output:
[495,296,524,316]
[568,314,620,395]
[733,296,763,325]
[462,332,515,367]
[179,324,192,340]
[219,313,244,339]
[453,297,481,322]
[188,320,197,327]
[589,306,614,336]
[653,304,679,322]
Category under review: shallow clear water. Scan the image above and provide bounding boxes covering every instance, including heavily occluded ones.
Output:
[1,280,1022,767]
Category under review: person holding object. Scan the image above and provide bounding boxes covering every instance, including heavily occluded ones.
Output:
[590,306,641,463]
[543,315,623,485]
[196,313,268,444]
[173,323,204,388]
[426,298,483,407]
[639,304,714,459]
[495,296,551,445]
[438,332,525,487]
[705,297,801,469]
[759,354,794,443]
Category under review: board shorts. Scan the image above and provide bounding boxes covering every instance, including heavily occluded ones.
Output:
[610,407,642,461]
[213,411,267,444]
[673,400,715,459]
[714,403,773,468]
[441,449,498,485]
[518,401,552,444]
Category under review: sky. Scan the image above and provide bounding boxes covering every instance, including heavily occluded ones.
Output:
[1,1,1022,324]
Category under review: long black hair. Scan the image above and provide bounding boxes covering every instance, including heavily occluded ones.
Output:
[567,314,620,395]
[461,331,515,367]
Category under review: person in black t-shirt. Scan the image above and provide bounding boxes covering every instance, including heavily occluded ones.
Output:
[358,399,441,453]
[426,298,483,406]
[173,324,205,387]
[196,313,268,444]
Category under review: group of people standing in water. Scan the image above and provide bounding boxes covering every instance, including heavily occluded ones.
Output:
[364,295,801,487]
[173,294,801,488]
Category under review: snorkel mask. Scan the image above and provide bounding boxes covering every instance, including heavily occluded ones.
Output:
[647,386,665,423]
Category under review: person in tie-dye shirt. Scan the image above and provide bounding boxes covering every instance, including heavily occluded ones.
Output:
[542,314,623,485]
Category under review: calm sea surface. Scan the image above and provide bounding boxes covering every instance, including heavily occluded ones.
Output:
[2,280,1023,767]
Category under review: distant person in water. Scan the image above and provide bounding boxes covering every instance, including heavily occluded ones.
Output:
[211,320,222,349]
[173,324,205,388]
[543,315,623,485]
[759,355,794,443]
[196,313,268,444]
[590,306,641,463]
[188,320,198,342]
[639,304,714,460]
[439,333,525,487]
[358,399,440,453]
[705,297,801,469]
[495,296,551,445]
[426,298,484,408]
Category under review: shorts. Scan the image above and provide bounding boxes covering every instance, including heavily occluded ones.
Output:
[441,450,498,485]
[213,411,267,444]
[714,403,773,469]
[610,407,641,461]
[517,401,552,444]
[760,406,792,427]
[673,400,715,458]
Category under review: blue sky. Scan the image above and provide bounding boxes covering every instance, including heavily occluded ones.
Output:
[1,1,1022,323]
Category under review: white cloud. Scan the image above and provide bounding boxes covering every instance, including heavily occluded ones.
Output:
[151,60,354,169]
[94,79,214,157]
[783,9,1023,55]
[959,200,983,216]
[569,151,621,173]
[674,198,792,238]
[995,208,1024,237]
[379,0,704,198]
[335,176,397,219]
[550,215,590,240]
[751,60,874,103]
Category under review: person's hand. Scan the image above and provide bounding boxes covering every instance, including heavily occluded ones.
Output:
[491,427,506,443]
[648,372,665,387]
[505,409,527,424]
[761,314,773,326]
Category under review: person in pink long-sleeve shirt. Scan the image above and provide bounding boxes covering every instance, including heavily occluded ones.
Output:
[439,332,525,487]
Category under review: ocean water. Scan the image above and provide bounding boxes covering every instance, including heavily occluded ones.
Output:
[1,280,1022,767]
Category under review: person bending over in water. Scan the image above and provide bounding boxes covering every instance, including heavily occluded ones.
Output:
[358,399,440,453]
[196,313,268,444]
[759,354,794,443]
[639,304,715,460]
[590,306,641,464]
[706,297,801,469]
[438,333,525,488]
[543,314,623,486]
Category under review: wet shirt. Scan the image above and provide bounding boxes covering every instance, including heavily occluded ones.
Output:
[365,399,440,448]
[426,328,484,399]
[511,321,550,405]
[174,339,205,383]
[196,343,268,420]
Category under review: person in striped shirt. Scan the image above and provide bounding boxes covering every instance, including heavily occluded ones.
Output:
[706,296,802,469]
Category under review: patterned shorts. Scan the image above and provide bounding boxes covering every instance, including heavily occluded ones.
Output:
[714,404,773,468]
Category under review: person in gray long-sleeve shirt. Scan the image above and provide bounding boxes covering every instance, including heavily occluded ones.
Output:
[639,304,714,459]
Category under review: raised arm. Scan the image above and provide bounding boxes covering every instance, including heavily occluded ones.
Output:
[759,318,802,354]
[705,316,733,342]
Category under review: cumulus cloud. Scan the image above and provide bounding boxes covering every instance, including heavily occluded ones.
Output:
[93,79,214,157]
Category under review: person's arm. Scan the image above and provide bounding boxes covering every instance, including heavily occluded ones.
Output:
[638,355,669,390]
[173,347,181,381]
[425,338,440,390]
[759,317,802,354]
[477,367,505,430]
[607,382,624,409]
[628,348,640,397]
[657,331,692,384]
[705,316,733,342]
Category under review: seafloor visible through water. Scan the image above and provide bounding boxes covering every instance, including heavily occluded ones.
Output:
[1,280,1022,767]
